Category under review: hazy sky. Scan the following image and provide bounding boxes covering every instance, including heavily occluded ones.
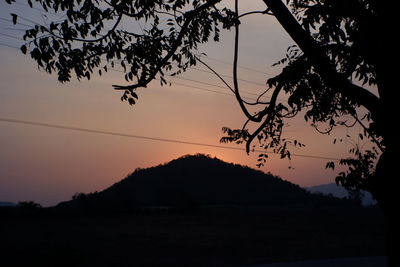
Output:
[0,0,362,206]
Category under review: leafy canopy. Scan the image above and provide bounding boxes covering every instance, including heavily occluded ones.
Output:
[7,0,384,193]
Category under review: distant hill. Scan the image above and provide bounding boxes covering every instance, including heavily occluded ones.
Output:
[307,183,376,206]
[0,201,16,207]
[57,154,357,213]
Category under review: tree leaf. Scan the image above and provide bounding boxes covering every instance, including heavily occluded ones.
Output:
[10,13,17,25]
[20,44,27,54]
[128,98,135,105]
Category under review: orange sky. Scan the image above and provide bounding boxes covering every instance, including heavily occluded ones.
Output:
[0,1,364,206]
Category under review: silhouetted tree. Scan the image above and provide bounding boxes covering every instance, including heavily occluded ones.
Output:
[16,201,43,215]
[6,0,397,265]
[17,201,42,209]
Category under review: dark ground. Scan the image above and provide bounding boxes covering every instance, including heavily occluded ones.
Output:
[0,207,386,267]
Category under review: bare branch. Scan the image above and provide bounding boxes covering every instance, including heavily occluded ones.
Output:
[238,9,272,19]
[232,0,260,121]
[246,84,283,153]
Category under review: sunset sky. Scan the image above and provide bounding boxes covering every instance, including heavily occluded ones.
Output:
[0,0,364,206]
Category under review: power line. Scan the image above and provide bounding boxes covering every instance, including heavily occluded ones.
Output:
[0,20,275,98]
[0,27,28,31]
[0,31,282,104]
[1,14,277,79]
[0,32,284,106]
[0,117,342,161]
[189,66,268,87]
[0,39,261,102]
[171,75,267,98]
[0,32,23,40]
[170,75,273,101]
[0,17,32,28]
[101,56,264,96]
[202,55,277,76]
[0,42,19,49]
[0,117,246,150]
[162,78,250,99]
[163,78,258,102]
[109,62,263,100]
[12,0,59,16]
[0,27,269,99]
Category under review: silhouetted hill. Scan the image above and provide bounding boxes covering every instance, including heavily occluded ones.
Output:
[0,201,16,207]
[2,158,385,267]
[307,183,376,206]
[57,154,356,213]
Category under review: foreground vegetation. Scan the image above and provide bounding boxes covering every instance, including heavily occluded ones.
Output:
[0,206,386,267]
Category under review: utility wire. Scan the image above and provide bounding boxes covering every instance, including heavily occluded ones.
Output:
[0,40,263,102]
[1,15,276,79]
[0,35,258,99]
[0,42,19,49]
[202,55,276,76]
[12,0,59,16]
[0,17,32,28]
[0,26,271,100]
[0,31,287,107]
[189,66,269,86]
[0,30,286,106]
[0,117,342,161]
[0,32,23,40]
[105,59,267,100]
[1,18,276,101]
[109,65,259,101]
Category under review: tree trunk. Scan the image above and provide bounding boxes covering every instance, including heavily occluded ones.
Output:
[373,3,400,264]
[260,1,397,265]
[371,149,399,267]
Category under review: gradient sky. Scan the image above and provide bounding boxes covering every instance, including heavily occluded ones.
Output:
[0,0,363,206]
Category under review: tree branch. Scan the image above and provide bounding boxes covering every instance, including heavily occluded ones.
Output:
[232,0,262,121]
[353,114,384,152]
[104,0,146,18]
[47,12,122,43]
[262,0,380,119]
[246,84,283,153]
[112,0,222,91]
[238,9,272,19]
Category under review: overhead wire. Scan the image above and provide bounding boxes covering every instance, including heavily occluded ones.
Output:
[201,55,276,76]
[0,117,342,161]
[106,61,262,101]
[189,66,270,87]
[0,32,23,40]
[1,12,275,93]
[0,17,271,100]
[0,6,345,162]
[0,42,19,49]
[0,17,32,28]
[12,0,59,16]
[0,35,355,163]
[0,40,263,102]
